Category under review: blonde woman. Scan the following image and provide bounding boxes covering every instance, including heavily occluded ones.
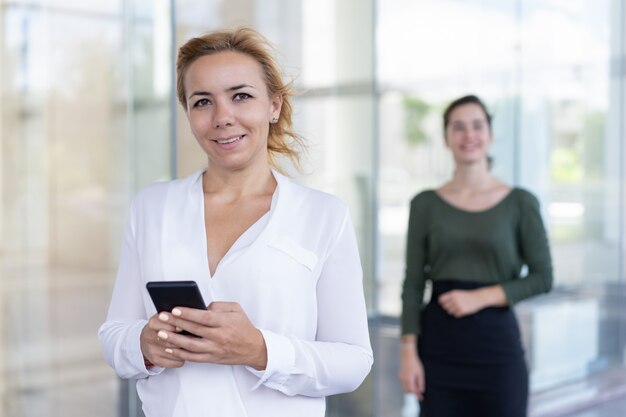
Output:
[99,27,372,417]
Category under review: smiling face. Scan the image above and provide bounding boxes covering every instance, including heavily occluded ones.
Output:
[183,51,282,173]
[444,103,493,166]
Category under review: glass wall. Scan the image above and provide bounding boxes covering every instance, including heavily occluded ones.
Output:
[2,0,625,416]
[0,0,173,415]
[377,0,626,414]
[1,0,376,416]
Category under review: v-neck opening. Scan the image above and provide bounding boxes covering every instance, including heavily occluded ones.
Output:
[197,170,279,279]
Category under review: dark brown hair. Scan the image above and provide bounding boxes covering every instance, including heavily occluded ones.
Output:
[176,27,305,172]
[443,94,492,133]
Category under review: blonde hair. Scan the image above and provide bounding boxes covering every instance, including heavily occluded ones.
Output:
[176,27,305,173]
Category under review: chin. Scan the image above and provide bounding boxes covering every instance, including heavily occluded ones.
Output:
[457,156,487,165]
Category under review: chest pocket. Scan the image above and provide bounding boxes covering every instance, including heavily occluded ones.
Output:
[234,236,320,333]
[267,236,318,272]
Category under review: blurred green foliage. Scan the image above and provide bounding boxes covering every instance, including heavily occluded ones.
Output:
[403,95,431,145]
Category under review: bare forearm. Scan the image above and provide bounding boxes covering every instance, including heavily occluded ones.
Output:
[475,285,508,308]
[401,334,418,356]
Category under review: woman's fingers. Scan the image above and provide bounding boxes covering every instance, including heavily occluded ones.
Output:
[399,354,426,398]
[207,301,241,313]
[155,303,266,367]
[416,368,425,400]
[438,290,468,317]
[399,375,415,393]
[148,346,185,368]
[141,314,188,368]
[158,304,249,341]
[399,371,423,397]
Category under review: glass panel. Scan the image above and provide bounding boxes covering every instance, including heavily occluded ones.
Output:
[517,0,622,392]
[0,2,126,416]
[295,94,376,310]
[0,1,173,416]
[377,0,625,413]
[128,0,174,186]
[377,0,519,317]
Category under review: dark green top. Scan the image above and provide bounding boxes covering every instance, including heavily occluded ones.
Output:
[401,188,553,335]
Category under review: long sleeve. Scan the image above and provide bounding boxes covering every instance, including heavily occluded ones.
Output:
[501,191,553,304]
[98,199,163,379]
[247,212,373,397]
[401,193,430,336]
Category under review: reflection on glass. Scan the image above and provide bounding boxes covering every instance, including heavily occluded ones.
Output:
[377,0,623,405]
[0,1,172,416]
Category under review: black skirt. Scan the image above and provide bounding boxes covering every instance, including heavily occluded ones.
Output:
[418,280,528,417]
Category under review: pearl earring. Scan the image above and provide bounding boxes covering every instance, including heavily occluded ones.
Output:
[271,117,278,124]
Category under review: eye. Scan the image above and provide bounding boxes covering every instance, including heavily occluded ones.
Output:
[451,123,465,132]
[473,121,485,131]
[192,98,210,108]
[233,92,252,101]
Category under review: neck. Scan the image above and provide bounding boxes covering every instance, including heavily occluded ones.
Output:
[203,163,276,200]
[449,159,493,190]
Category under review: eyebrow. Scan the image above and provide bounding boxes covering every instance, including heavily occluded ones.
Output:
[188,83,255,100]
[452,118,485,125]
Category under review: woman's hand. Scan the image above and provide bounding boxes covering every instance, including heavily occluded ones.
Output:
[438,290,484,318]
[398,341,425,400]
[438,285,507,318]
[140,313,186,369]
[155,302,268,370]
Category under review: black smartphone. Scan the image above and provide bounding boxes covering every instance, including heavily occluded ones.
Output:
[146,281,207,336]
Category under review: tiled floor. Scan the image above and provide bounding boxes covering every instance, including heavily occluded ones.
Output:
[374,317,626,417]
[567,396,626,417]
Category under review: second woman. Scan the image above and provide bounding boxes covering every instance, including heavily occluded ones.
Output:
[399,95,553,417]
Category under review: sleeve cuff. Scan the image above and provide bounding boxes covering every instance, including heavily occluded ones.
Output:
[245,328,295,390]
[126,320,164,377]
[500,281,519,306]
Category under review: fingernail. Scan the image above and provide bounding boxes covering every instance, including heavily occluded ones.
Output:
[165,348,173,354]
[159,313,168,321]
[157,330,168,340]
[176,326,183,332]
[172,308,182,316]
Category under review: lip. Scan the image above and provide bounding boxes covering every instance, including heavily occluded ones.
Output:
[459,143,481,151]
[213,134,245,144]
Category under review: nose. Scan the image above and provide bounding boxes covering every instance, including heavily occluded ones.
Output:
[212,102,234,128]
[462,126,477,140]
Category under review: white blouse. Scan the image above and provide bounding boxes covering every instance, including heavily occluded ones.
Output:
[98,169,373,417]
